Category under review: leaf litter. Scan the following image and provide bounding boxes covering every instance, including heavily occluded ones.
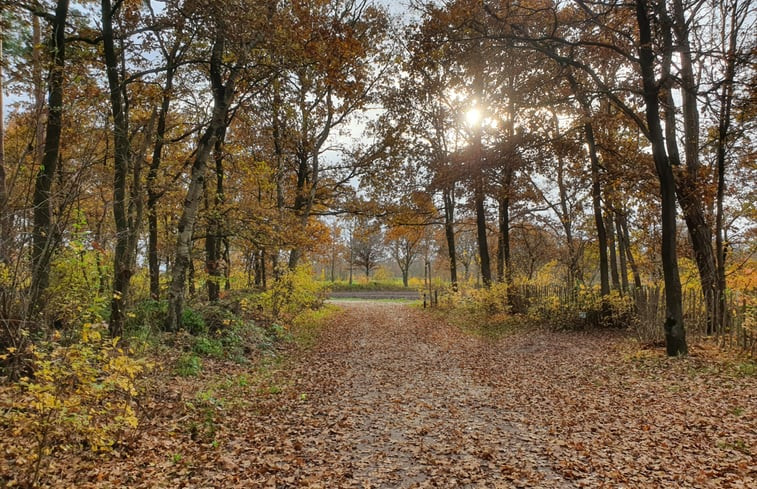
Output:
[31,302,756,487]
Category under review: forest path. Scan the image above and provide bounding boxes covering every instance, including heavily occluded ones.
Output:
[248,301,572,488]
[68,301,755,488]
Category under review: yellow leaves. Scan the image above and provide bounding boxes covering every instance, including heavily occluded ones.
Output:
[81,323,102,343]
[3,323,150,482]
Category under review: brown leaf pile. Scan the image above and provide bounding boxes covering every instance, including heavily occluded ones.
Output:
[17,302,757,487]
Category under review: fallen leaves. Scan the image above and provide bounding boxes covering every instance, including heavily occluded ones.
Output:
[4,302,755,487]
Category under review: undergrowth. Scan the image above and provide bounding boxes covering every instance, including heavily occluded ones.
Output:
[1,266,332,487]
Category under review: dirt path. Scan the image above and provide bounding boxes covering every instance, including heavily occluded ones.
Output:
[53,301,756,488]
[235,302,755,488]
[254,302,571,488]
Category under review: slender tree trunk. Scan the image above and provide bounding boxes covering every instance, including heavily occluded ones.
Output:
[147,58,176,300]
[606,209,620,291]
[205,127,226,302]
[223,236,230,291]
[260,249,267,289]
[442,188,458,290]
[271,74,286,279]
[103,0,143,338]
[585,123,610,296]
[166,34,237,331]
[474,177,491,288]
[661,0,718,332]
[615,213,629,293]
[714,1,740,333]
[32,16,45,169]
[618,212,642,289]
[496,199,505,282]
[0,23,7,265]
[502,197,512,288]
[29,0,70,316]
[556,152,579,288]
[636,0,686,355]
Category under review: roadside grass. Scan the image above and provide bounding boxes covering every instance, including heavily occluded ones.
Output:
[325,280,414,292]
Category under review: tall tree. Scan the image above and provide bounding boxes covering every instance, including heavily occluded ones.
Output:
[0,17,7,265]
[29,0,69,316]
[635,0,686,355]
[166,29,242,331]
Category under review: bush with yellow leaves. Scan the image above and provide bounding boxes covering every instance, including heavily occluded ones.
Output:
[0,323,150,487]
[252,266,329,324]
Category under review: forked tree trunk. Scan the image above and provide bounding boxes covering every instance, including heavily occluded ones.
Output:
[615,214,629,292]
[102,0,142,338]
[166,34,238,331]
[147,54,177,300]
[636,0,687,356]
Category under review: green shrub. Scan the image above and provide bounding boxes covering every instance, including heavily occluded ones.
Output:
[125,300,168,336]
[176,353,202,377]
[193,337,223,358]
[181,308,207,335]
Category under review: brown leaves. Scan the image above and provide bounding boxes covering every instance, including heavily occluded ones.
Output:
[8,303,756,488]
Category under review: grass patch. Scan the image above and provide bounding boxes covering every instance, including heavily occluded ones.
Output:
[290,304,339,348]
[326,280,414,292]
[176,353,203,377]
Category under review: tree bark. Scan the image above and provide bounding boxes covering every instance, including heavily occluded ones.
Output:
[102,0,141,338]
[714,0,741,333]
[615,213,629,293]
[0,23,7,266]
[636,0,686,355]
[166,34,238,331]
[606,209,620,292]
[662,0,718,332]
[618,212,642,289]
[585,122,610,296]
[474,175,491,288]
[442,188,458,290]
[147,52,177,300]
[29,0,69,315]
[205,127,226,302]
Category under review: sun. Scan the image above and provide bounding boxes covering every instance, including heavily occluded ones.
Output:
[465,107,482,127]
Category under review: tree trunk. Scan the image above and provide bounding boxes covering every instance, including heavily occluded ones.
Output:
[474,176,491,288]
[585,123,610,296]
[606,210,620,292]
[442,188,458,290]
[0,23,7,266]
[205,127,226,303]
[662,0,718,333]
[714,1,740,333]
[260,249,267,289]
[619,213,642,289]
[615,213,629,293]
[103,0,142,338]
[147,56,177,300]
[166,34,237,331]
[496,198,505,282]
[636,0,686,355]
[29,0,69,316]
